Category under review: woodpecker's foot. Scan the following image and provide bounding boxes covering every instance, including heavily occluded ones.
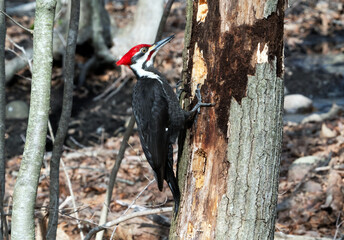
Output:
[176,80,182,87]
[190,84,215,114]
[176,88,185,100]
[176,80,185,100]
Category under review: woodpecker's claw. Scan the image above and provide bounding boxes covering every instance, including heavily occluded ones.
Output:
[191,84,215,113]
[175,80,185,100]
[176,80,183,87]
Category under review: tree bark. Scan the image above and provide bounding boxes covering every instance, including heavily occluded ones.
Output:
[110,0,164,58]
[170,0,284,239]
[46,0,80,239]
[11,0,57,239]
[90,0,113,63]
[78,0,112,46]
[0,0,6,239]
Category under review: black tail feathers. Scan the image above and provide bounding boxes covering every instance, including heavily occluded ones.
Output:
[166,169,180,217]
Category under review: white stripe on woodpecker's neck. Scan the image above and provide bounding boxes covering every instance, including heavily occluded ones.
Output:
[130,57,162,84]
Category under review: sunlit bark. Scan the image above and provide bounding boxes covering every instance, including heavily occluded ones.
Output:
[170,0,285,239]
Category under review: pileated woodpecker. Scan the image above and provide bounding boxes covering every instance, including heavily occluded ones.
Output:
[116,35,213,215]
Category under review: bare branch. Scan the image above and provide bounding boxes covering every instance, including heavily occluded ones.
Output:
[95,116,136,240]
[5,40,33,83]
[68,136,86,148]
[61,159,84,238]
[47,0,81,238]
[84,207,172,240]
[155,0,175,42]
[7,36,33,72]
[47,120,86,239]
[0,10,33,34]
[78,56,96,87]
[104,77,130,101]
[109,179,156,239]
[93,71,131,101]
[0,0,6,238]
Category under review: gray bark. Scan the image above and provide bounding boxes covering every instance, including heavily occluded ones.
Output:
[0,0,6,239]
[111,0,164,58]
[77,0,93,44]
[215,63,284,240]
[170,0,284,239]
[11,0,57,239]
[91,0,113,62]
[79,0,112,45]
[46,0,80,239]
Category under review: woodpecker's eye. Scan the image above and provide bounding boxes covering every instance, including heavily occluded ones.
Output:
[141,48,147,53]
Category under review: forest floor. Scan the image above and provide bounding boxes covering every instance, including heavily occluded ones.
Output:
[3,0,344,239]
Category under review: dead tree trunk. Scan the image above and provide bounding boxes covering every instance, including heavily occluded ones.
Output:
[170,0,284,239]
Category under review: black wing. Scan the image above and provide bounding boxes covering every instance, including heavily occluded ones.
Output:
[132,79,170,191]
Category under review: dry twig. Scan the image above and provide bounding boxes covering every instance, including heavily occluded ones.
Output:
[0,0,6,238]
[47,0,81,238]
[95,116,136,240]
[0,10,33,34]
[7,37,33,72]
[84,207,172,240]
[109,178,156,239]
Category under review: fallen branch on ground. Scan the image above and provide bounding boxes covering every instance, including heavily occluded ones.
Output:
[84,207,172,240]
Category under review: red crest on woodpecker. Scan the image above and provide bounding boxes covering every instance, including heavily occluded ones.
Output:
[116,44,151,66]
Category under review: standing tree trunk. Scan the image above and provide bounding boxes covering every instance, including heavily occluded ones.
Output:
[110,0,165,58]
[170,0,284,239]
[46,0,80,238]
[11,0,57,239]
[0,0,6,239]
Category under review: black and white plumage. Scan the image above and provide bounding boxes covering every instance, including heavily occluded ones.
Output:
[116,35,213,215]
[132,73,184,213]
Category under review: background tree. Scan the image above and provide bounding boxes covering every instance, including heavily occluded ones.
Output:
[10,0,57,239]
[0,0,7,239]
[4,0,165,85]
[3,0,172,238]
[170,0,285,239]
[46,0,80,238]
[2,0,343,238]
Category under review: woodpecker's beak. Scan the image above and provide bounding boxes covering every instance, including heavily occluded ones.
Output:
[149,35,175,53]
